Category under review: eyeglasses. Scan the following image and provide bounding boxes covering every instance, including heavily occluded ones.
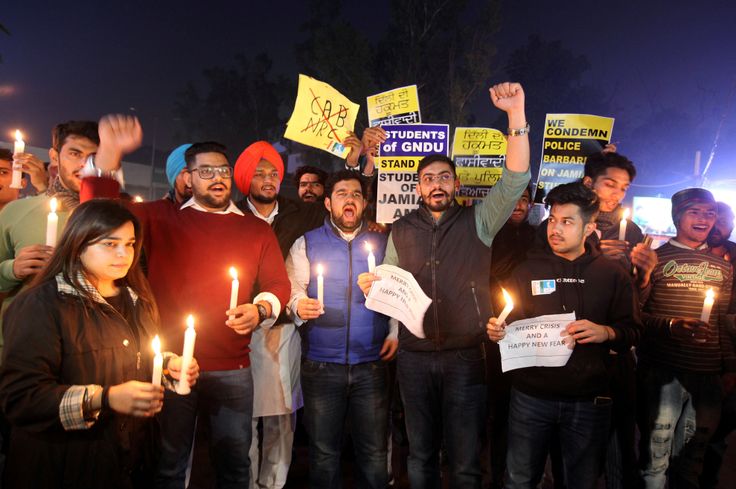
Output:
[253,171,281,181]
[420,173,454,185]
[191,166,232,179]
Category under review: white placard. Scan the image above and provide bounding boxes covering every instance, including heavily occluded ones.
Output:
[365,264,431,338]
[498,312,576,372]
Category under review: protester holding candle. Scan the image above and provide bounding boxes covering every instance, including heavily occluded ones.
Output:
[486,182,641,489]
[638,187,736,488]
[0,200,198,488]
[286,170,396,487]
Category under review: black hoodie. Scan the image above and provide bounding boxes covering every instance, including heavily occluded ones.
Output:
[504,242,642,400]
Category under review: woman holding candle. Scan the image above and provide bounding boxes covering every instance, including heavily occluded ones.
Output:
[0,199,198,489]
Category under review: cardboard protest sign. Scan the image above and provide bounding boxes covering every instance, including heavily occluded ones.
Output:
[534,114,615,204]
[375,124,450,223]
[451,127,507,205]
[366,85,421,127]
[284,74,360,158]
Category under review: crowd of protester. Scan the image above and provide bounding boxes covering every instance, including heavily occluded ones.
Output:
[0,81,734,489]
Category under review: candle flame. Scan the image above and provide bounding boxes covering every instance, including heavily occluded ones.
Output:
[186,314,195,329]
[501,287,514,308]
[229,266,238,280]
[317,264,324,276]
[133,195,144,203]
[49,197,58,213]
[365,242,372,253]
[706,288,715,300]
[14,130,23,142]
[621,208,630,220]
[152,335,161,354]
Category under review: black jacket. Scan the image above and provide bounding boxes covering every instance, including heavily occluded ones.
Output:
[504,243,642,400]
[0,279,158,489]
[392,204,492,351]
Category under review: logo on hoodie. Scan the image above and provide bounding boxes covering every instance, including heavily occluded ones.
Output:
[662,260,724,283]
[531,280,556,296]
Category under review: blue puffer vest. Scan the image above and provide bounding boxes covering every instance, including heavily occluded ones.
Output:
[303,220,389,364]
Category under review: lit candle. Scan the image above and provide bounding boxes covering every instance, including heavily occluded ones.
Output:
[496,287,514,324]
[46,198,59,247]
[229,267,239,321]
[133,195,144,203]
[10,130,24,189]
[618,208,630,241]
[176,315,197,395]
[317,264,324,306]
[700,288,715,323]
[366,242,376,273]
[151,335,163,387]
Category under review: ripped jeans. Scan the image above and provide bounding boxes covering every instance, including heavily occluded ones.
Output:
[638,365,722,489]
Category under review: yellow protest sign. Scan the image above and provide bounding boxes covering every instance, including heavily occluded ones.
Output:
[451,127,507,205]
[366,85,421,127]
[284,74,360,158]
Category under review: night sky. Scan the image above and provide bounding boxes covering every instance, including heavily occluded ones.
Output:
[2,0,735,198]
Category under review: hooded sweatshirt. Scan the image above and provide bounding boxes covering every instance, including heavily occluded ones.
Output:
[505,242,642,400]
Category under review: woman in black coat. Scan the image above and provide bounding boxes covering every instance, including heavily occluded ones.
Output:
[0,199,198,488]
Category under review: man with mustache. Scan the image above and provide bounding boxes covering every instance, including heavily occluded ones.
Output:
[638,188,736,488]
[286,170,397,487]
[357,81,531,487]
[294,165,328,203]
[163,143,193,206]
[117,141,292,488]
[233,141,326,488]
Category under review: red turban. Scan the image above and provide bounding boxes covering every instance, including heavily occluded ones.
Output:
[234,141,285,195]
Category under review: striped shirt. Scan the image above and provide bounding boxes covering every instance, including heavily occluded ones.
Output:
[639,240,735,373]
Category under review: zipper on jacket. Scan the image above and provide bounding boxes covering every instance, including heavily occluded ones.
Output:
[345,240,353,364]
[470,282,483,329]
[431,223,440,350]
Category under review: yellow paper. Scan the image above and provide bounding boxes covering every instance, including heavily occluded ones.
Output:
[366,85,421,127]
[451,127,507,205]
[284,74,360,158]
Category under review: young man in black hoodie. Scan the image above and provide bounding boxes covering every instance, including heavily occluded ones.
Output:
[487,182,642,489]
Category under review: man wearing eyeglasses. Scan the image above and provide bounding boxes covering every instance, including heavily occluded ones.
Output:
[358,82,531,487]
[123,141,291,488]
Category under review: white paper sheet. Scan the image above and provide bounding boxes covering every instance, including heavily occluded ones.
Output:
[365,264,432,338]
[497,312,576,372]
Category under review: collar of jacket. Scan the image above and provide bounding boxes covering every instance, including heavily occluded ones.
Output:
[417,200,463,227]
[55,272,139,305]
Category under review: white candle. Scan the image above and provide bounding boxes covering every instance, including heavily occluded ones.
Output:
[229,267,239,321]
[46,198,59,247]
[700,288,715,323]
[496,288,514,324]
[366,242,376,273]
[176,315,197,395]
[11,130,24,189]
[618,208,630,241]
[151,335,163,387]
[317,264,324,306]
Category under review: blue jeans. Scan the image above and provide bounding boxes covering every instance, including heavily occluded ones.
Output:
[155,368,254,489]
[301,359,389,489]
[506,388,612,489]
[638,365,722,489]
[397,347,487,489]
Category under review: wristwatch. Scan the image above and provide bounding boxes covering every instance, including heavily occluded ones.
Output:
[256,304,268,323]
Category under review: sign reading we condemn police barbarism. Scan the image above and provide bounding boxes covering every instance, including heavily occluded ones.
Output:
[451,128,507,206]
[284,74,360,158]
[534,114,615,204]
[366,85,422,127]
[376,124,450,223]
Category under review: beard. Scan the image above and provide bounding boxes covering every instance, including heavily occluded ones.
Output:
[422,189,453,212]
[194,186,230,210]
[250,192,277,204]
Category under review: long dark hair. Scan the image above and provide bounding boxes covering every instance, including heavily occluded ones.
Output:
[30,199,159,323]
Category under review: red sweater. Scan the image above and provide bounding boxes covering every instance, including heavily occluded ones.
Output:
[131,200,290,371]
